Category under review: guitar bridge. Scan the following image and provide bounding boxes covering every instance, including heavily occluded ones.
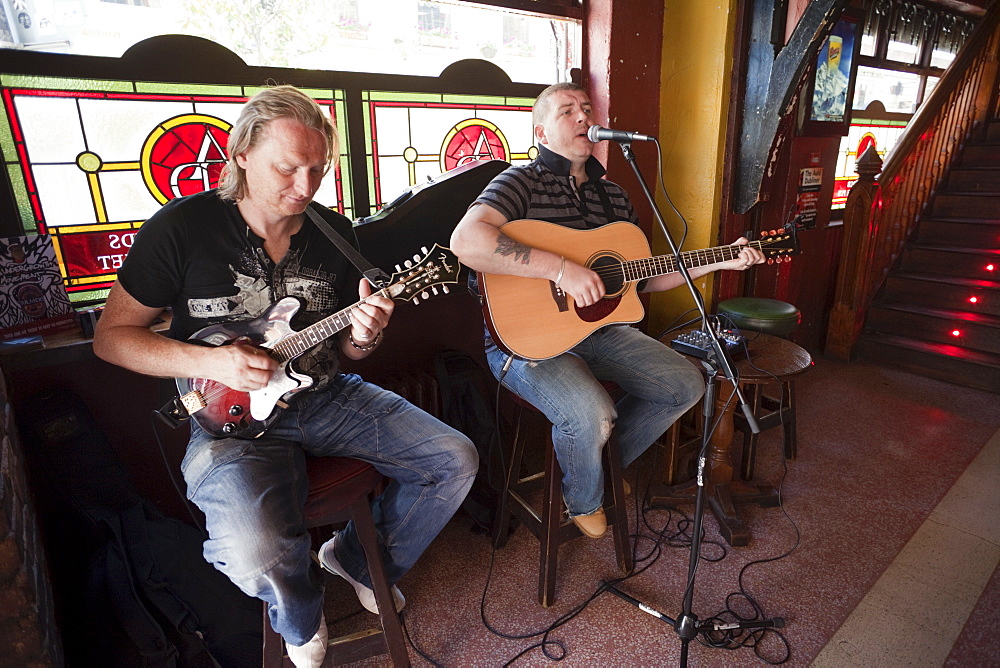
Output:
[549,281,569,312]
[179,390,207,415]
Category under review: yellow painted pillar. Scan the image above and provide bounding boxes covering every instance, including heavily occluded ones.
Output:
[647,0,737,338]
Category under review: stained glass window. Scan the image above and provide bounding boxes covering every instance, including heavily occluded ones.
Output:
[361,90,536,210]
[0,73,538,305]
[0,77,348,304]
[832,113,907,210]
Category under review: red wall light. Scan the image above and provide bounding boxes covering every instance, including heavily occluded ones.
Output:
[969,296,979,304]
[951,329,962,337]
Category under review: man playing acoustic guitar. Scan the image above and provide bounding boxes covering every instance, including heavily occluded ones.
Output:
[94,85,477,668]
[450,82,764,539]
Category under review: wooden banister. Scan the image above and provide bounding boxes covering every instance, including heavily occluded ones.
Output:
[826,8,1000,361]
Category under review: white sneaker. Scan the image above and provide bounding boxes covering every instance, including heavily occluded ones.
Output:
[285,613,328,668]
[317,534,405,615]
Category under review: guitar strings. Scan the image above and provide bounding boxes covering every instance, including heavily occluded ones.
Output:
[585,240,777,279]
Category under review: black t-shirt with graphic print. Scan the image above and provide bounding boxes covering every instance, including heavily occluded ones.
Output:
[118,189,361,387]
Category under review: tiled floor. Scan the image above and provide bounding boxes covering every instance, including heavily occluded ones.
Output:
[324,357,1000,666]
[814,428,1000,666]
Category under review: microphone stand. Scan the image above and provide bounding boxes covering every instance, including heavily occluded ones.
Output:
[604,140,779,666]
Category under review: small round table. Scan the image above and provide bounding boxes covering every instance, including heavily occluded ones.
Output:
[650,331,812,546]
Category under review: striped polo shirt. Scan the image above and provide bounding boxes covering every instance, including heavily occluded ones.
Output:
[473,144,638,229]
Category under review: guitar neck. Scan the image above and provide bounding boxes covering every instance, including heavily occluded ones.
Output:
[268,288,391,362]
[624,241,763,282]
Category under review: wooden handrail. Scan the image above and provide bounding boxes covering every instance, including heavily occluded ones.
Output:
[826,8,1000,361]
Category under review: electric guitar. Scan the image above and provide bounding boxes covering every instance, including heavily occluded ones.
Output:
[479,220,799,360]
[174,244,459,438]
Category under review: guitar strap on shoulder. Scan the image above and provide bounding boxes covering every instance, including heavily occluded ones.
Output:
[305,202,390,288]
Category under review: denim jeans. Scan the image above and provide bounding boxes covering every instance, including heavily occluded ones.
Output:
[486,325,704,517]
[180,372,478,646]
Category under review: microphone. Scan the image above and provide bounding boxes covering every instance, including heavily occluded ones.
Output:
[587,125,656,143]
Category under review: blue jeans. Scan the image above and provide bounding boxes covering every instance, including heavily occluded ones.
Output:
[486,325,704,517]
[180,373,478,646]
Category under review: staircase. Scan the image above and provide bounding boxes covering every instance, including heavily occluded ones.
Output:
[855,120,1000,393]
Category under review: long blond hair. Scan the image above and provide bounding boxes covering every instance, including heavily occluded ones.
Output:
[217,85,339,202]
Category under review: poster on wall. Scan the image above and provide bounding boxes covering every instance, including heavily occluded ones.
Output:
[796,167,822,229]
[0,235,77,341]
[801,12,864,136]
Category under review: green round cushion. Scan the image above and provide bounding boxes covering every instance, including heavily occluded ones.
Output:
[718,297,801,335]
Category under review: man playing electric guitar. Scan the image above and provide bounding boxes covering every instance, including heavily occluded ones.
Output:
[94,85,477,668]
[450,82,764,539]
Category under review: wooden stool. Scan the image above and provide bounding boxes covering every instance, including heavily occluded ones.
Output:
[492,388,633,607]
[731,336,812,480]
[262,456,409,667]
[716,298,807,480]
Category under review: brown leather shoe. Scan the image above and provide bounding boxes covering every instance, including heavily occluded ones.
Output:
[571,507,607,538]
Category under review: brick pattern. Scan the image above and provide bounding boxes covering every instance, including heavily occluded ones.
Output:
[0,370,60,666]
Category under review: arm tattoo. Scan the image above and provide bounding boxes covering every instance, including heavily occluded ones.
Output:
[494,233,531,265]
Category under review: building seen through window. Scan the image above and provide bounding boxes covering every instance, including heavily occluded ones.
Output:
[0,0,580,84]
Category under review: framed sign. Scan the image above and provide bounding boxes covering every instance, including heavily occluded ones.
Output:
[801,13,864,136]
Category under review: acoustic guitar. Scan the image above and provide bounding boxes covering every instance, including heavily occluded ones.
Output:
[478,220,799,360]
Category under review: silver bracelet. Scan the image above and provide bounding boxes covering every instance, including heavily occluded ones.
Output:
[554,256,566,286]
[349,330,382,352]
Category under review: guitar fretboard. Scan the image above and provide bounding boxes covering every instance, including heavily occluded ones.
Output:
[267,288,390,362]
[621,242,763,282]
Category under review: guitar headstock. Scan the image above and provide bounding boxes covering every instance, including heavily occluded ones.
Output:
[758,224,800,264]
[386,244,461,304]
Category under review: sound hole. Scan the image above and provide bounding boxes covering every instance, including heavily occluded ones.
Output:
[591,254,625,297]
[575,254,626,324]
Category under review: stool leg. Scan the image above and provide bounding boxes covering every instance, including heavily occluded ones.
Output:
[739,383,763,481]
[492,407,527,549]
[782,381,797,460]
[351,497,409,667]
[539,433,562,607]
[262,604,285,667]
[603,433,633,575]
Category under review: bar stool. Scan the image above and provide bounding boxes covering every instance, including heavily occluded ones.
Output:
[492,384,633,607]
[262,456,409,667]
[717,297,807,479]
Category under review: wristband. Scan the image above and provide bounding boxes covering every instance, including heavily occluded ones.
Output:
[349,330,382,352]
[554,256,566,287]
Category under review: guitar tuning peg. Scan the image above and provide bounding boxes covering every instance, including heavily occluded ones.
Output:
[413,254,421,263]
[430,286,439,295]
[421,291,430,300]
[442,285,450,294]
[394,264,402,272]
[767,258,775,265]
[421,246,428,255]
[404,260,413,268]
[412,295,420,304]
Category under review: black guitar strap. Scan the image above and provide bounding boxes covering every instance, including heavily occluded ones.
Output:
[304,202,390,288]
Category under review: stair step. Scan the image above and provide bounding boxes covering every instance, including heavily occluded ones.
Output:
[866,303,1000,354]
[962,145,1000,167]
[987,121,1000,144]
[900,245,1000,277]
[855,333,1000,393]
[932,193,1000,220]
[883,273,1000,316]
[946,169,1000,194]
[914,218,1000,248]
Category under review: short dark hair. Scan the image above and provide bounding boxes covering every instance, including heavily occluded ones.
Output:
[532,82,589,127]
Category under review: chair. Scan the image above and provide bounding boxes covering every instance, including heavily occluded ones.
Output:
[717,297,807,480]
[492,387,633,607]
[262,456,409,667]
